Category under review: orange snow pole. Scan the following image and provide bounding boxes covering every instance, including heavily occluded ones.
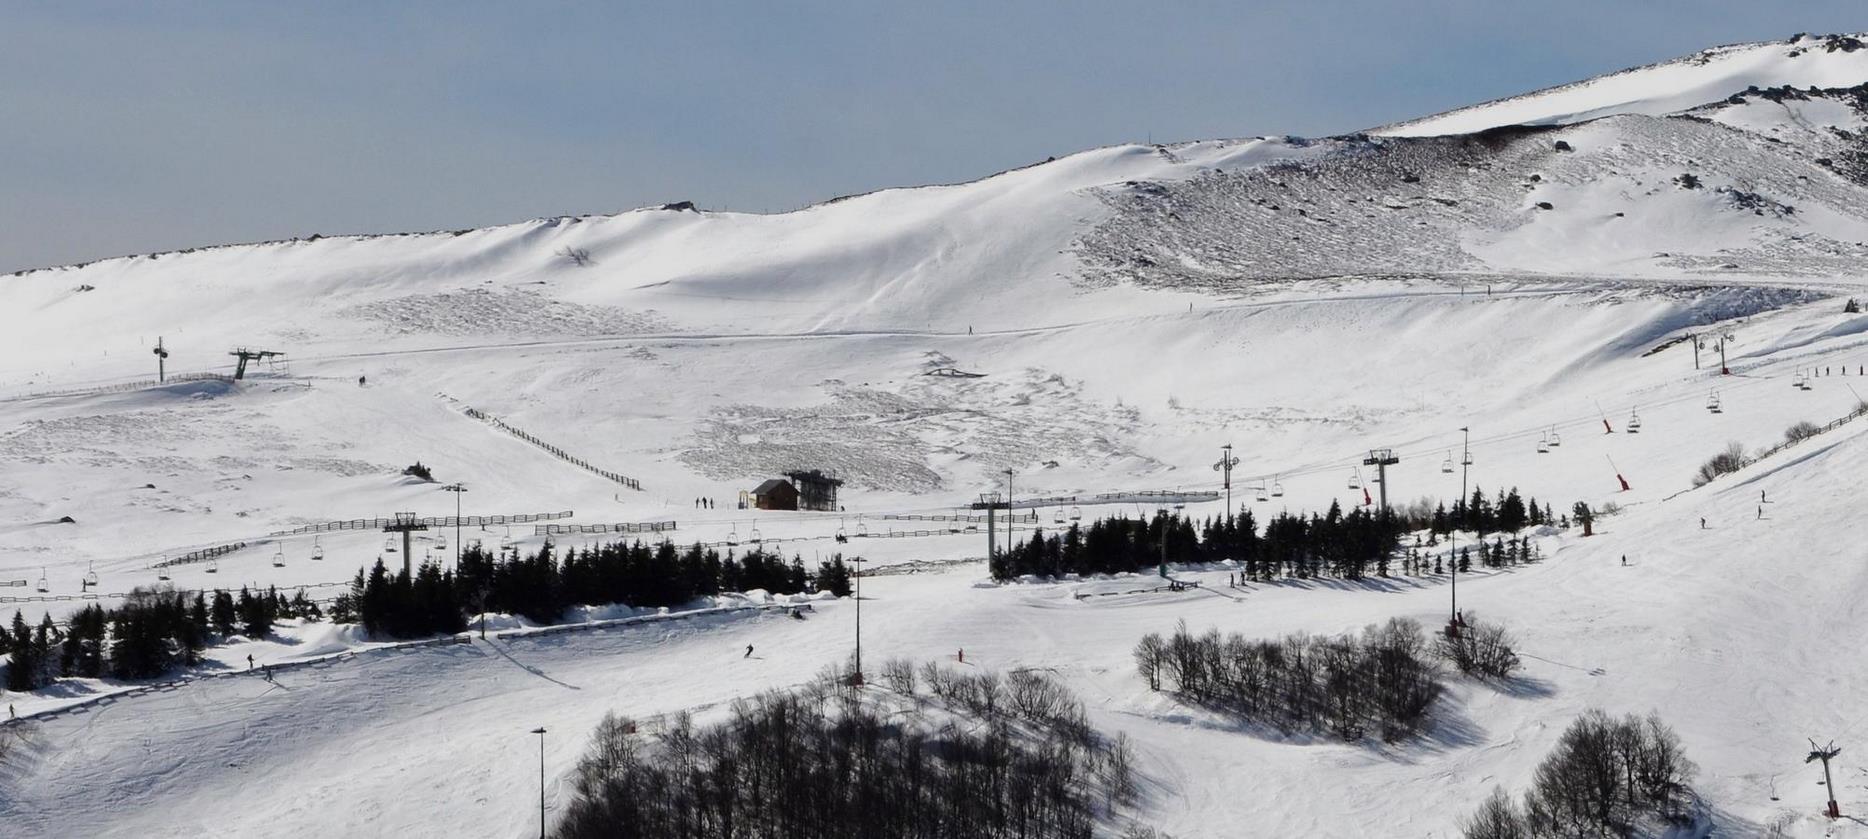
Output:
[1596,400,1614,434]
[1606,455,1631,491]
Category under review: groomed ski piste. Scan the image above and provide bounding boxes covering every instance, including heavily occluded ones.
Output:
[5,31,1868,838]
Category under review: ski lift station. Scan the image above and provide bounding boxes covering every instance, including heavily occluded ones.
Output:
[747,469,845,511]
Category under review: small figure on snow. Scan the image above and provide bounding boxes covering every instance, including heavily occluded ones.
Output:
[8,703,14,720]
[1620,555,1627,566]
[358,376,366,387]
[744,644,754,659]
[246,654,254,671]
[1699,517,1706,530]
[957,648,965,664]
[1757,505,1763,520]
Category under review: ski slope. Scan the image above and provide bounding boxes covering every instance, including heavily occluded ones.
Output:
[5,31,1868,839]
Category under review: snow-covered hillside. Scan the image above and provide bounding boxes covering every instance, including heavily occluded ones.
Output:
[6,32,1868,839]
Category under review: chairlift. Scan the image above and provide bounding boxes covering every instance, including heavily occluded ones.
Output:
[835,522,848,544]
[1069,506,1082,522]
[1440,452,1455,474]
[35,568,48,593]
[1536,432,1550,454]
[1548,427,1562,448]
[1053,508,1066,525]
[157,572,171,582]
[435,532,448,551]
[1462,448,1473,466]
[311,537,325,561]
[1347,468,1362,490]
[83,562,99,589]
[272,547,286,568]
[1254,481,1269,502]
[1270,477,1284,498]
[206,557,219,574]
[1707,390,1723,414]
[1627,408,1642,434]
[855,517,869,538]
[383,536,398,553]
[499,526,514,552]
[726,525,740,547]
[750,525,763,544]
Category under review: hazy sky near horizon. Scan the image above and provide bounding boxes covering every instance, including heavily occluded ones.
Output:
[3,2,1863,272]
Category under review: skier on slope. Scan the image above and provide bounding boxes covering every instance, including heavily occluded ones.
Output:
[744,644,754,658]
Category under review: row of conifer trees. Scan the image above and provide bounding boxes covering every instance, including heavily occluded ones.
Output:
[2,586,315,691]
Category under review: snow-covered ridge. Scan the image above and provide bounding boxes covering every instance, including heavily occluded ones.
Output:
[1376,32,1868,137]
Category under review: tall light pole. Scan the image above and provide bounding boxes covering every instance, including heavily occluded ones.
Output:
[529,726,547,838]
[442,483,468,569]
[1003,468,1015,558]
[850,555,865,686]
[1450,426,1470,635]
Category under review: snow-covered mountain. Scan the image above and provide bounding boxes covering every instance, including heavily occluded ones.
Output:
[6,32,1868,839]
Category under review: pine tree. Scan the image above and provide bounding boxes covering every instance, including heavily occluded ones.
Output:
[5,610,36,691]
[211,590,237,636]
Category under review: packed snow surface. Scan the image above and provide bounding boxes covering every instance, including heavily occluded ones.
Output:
[5,32,1868,839]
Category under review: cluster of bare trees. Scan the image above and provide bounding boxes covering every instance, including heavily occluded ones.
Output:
[1436,613,1522,680]
[557,660,1135,839]
[1135,619,1443,742]
[1463,710,1697,838]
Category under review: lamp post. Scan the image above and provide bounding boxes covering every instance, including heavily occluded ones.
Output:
[442,483,468,570]
[1003,468,1015,558]
[530,726,547,838]
[1450,426,1470,636]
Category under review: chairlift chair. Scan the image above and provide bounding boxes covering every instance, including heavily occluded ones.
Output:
[311,537,325,561]
[206,557,219,574]
[855,517,869,538]
[1254,481,1269,502]
[158,572,171,582]
[1707,390,1723,414]
[726,526,739,547]
[1440,452,1455,474]
[272,547,286,568]
[83,562,99,588]
[1548,427,1562,447]
[435,532,448,551]
[1347,468,1362,490]
[36,568,48,593]
[750,525,763,544]
[1270,478,1284,498]
[836,523,848,544]
[1053,509,1066,525]
[1462,448,1473,466]
[1627,408,1642,434]
[1536,433,1550,454]
[1069,506,1082,522]
[383,536,398,553]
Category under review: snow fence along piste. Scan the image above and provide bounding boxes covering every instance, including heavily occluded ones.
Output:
[1,603,805,726]
[0,634,473,727]
[438,392,644,490]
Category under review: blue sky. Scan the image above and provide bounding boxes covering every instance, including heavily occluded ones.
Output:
[2,2,1862,272]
